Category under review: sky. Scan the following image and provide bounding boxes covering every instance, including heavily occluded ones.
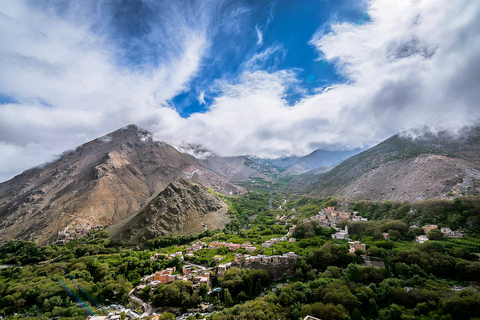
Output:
[0,0,479,182]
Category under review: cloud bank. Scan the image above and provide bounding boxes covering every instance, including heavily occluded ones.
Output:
[0,0,479,182]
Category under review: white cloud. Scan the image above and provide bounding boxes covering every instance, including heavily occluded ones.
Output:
[164,0,480,158]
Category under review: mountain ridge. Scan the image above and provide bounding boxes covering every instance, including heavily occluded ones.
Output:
[286,126,480,202]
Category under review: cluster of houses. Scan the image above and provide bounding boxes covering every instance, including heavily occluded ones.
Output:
[57,223,104,243]
[261,236,296,248]
[303,207,368,229]
[150,251,184,261]
[142,266,210,289]
[330,225,367,254]
[186,241,258,254]
[218,252,299,276]
[415,224,464,243]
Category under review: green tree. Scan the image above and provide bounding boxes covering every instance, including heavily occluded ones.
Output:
[223,288,234,307]
[427,228,443,240]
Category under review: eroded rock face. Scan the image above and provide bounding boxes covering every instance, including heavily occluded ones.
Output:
[109,178,230,243]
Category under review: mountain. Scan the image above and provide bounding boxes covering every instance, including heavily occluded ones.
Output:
[281,149,363,176]
[178,143,267,182]
[0,125,242,245]
[201,155,267,183]
[286,126,480,202]
[109,178,229,243]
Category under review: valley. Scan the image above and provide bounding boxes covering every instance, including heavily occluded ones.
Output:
[0,126,480,320]
[1,176,480,320]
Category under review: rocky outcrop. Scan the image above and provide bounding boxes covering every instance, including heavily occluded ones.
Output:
[109,178,229,243]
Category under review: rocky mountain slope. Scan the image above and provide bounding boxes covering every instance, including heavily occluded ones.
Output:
[281,149,363,176]
[0,125,243,245]
[109,178,229,243]
[287,126,480,202]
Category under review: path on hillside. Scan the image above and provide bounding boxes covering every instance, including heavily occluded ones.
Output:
[129,289,152,318]
[185,262,216,271]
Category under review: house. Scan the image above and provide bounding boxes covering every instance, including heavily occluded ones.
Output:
[218,263,228,275]
[289,238,296,242]
[383,233,389,240]
[262,242,272,248]
[192,241,206,251]
[441,227,452,234]
[235,253,246,263]
[153,271,175,284]
[349,241,366,254]
[337,212,351,219]
[332,225,349,240]
[416,235,429,244]
[422,225,438,233]
[227,243,241,251]
[245,246,256,253]
[241,242,252,248]
[183,265,193,275]
[304,316,321,320]
[440,227,463,238]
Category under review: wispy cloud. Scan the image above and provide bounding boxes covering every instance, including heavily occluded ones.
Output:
[198,91,206,105]
[255,24,263,45]
[254,1,277,46]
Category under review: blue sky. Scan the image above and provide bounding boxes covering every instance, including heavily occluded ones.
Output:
[0,0,479,182]
[169,0,358,116]
[67,0,365,117]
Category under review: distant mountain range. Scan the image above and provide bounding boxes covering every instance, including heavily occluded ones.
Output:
[286,126,480,202]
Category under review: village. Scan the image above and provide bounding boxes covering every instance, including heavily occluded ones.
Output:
[57,221,104,244]
[140,237,301,291]
[309,206,368,229]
